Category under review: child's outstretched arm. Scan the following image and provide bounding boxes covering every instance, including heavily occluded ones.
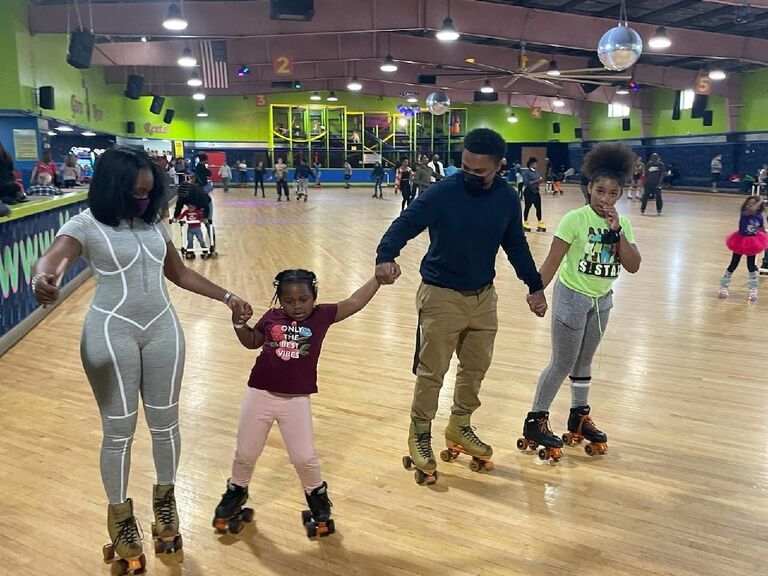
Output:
[334,277,381,322]
[232,304,265,349]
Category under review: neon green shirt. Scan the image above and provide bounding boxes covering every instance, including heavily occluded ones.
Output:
[554,205,636,297]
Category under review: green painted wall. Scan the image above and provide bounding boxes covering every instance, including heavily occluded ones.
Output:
[0,0,25,110]
[589,103,642,140]
[650,87,727,136]
[740,69,768,132]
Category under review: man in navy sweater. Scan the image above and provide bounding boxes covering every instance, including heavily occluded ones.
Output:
[375,128,547,481]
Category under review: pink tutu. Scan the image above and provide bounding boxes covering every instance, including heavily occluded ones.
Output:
[725,230,768,255]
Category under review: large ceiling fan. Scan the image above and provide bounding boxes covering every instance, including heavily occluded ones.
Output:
[422,42,632,90]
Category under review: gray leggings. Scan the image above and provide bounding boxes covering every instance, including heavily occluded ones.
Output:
[81,308,186,504]
[531,281,612,411]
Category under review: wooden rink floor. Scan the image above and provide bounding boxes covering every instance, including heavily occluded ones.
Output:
[1,184,767,576]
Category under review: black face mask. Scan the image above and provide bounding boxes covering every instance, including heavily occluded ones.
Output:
[462,170,487,193]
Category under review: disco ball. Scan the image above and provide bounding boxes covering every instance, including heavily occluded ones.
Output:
[426,91,451,115]
[597,24,643,71]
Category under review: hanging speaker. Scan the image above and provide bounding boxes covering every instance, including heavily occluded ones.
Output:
[124,75,144,100]
[417,74,437,85]
[691,94,708,119]
[552,122,561,134]
[66,29,95,69]
[703,110,714,127]
[39,86,55,110]
[473,91,498,102]
[149,96,165,115]
[270,0,314,20]
[622,118,631,131]
[574,128,583,139]
[126,121,136,134]
[163,109,175,124]
[672,90,681,120]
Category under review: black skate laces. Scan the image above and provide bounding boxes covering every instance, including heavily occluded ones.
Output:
[154,490,176,527]
[416,431,434,459]
[308,489,332,513]
[459,425,488,448]
[115,515,143,547]
[221,485,246,508]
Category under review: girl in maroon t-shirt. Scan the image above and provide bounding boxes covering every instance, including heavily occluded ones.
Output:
[213,269,382,537]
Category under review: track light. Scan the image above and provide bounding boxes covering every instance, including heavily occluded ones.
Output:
[436,16,460,41]
[310,92,322,101]
[546,60,561,77]
[237,66,250,77]
[347,77,362,91]
[178,48,197,67]
[192,90,206,100]
[480,79,494,94]
[507,113,518,123]
[196,107,208,117]
[163,3,188,31]
[616,85,629,95]
[552,96,565,108]
[55,125,73,132]
[406,94,418,103]
[326,91,338,102]
[649,26,671,49]
[82,131,96,136]
[187,72,202,87]
[380,55,398,73]
[709,67,726,81]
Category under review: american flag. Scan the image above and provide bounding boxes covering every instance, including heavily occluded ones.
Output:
[200,40,228,89]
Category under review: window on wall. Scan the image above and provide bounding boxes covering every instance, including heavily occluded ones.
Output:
[608,103,631,118]
[680,89,695,110]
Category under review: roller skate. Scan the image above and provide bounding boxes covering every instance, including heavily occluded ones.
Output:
[440,414,494,472]
[102,498,146,575]
[517,411,563,462]
[719,272,731,300]
[185,251,195,260]
[402,420,438,485]
[748,271,759,304]
[537,221,547,232]
[301,481,335,538]
[562,405,608,456]
[151,484,182,555]
[200,250,210,260]
[212,480,253,534]
[523,221,532,232]
[759,259,768,276]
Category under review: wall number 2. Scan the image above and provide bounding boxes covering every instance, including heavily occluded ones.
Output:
[273,56,293,75]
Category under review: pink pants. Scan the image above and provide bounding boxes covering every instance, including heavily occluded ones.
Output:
[230,387,323,493]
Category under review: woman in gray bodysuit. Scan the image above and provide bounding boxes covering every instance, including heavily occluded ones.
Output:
[32,147,252,571]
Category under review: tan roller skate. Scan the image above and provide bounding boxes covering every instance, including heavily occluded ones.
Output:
[402,420,438,485]
[151,484,182,556]
[441,414,494,472]
[102,498,146,575]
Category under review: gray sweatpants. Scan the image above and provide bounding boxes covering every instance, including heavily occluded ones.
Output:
[531,280,612,412]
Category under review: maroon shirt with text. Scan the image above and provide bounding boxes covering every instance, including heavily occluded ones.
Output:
[247,304,338,395]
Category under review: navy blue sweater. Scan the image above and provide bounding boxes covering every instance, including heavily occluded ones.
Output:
[376,174,543,293]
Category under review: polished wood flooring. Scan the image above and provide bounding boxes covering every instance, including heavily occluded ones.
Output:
[1,184,766,576]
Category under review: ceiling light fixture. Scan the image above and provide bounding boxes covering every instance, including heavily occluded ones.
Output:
[192,90,206,100]
[648,26,671,49]
[507,112,518,123]
[553,96,565,107]
[546,60,561,77]
[480,79,494,94]
[406,94,419,103]
[326,91,338,102]
[187,71,202,87]
[709,67,727,81]
[163,3,188,31]
[380,55,398,73]
[178,48,197,67]
[141,36,148,43]
[310,92,322,101]
[436,16,460,42]
[82,130,96,136]
[47,130,56,136]
[196,106,208,117]
[616,85,629,95]
[347,77,363,91]
[55,125,74,132]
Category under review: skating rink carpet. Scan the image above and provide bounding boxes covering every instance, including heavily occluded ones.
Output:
[1,185,765,576]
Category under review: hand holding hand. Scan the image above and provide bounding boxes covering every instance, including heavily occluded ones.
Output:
[526,290,548,318]
[375,262,401,285]
[33,258,69,307]
[227,295,253,325]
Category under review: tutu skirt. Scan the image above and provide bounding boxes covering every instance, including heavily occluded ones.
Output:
[725,230,768,256]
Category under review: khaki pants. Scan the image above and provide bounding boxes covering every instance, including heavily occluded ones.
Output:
[411,282,498,422]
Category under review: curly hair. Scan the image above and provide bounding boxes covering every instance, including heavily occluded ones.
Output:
[272,269,318,304]
[582,142,635,184]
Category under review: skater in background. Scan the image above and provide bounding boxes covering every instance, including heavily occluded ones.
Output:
[375,128,546,484]
[31,147,251,570]
[641,153,665,216]
[395,157,414,212]
[719,196,768,303]
[313,160,322,187]
[178,202,209,259]
[522,157,544,232]
[427,154,445,184]
[295,160,312,202]
[579,172,590,205]
[414,155,434,197]
[628,157,644,200]
[219,161,232,193]
[253,160,266,198]
[711,154,723,193]
[274,157,290,201]
[343,159,352,189]
[371,162,385,198]
[237,159,248,186]
[213,269,382,536]
[519,143,641,461]
[195,153,212,193]
[515,162,524,199]
[444,158,458,177]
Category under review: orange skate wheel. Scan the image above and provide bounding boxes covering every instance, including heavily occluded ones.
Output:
[483,461,495,471]
[585,444,595,456]
[561,433,573,446]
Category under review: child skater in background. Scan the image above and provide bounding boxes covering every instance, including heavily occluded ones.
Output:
[178,202,209,259]
[213,269,382,537]
[719,196,768,303]
[517,143,642,461]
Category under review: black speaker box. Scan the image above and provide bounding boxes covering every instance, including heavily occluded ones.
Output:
[270,0,314,21]
[473,91,498,102]
[126,121,136,134]
[552,122,561,134]
[574,128,583,139]
[163,109,175,124]
[691,94,708,119]
[67,29,94,69]
[417,74,437,85]
[622,118,631,131]
[39,86,55,110]
[703,110,714,127]
[672,90,681,120]
[124,75,144,100]
[150,96,165,115]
